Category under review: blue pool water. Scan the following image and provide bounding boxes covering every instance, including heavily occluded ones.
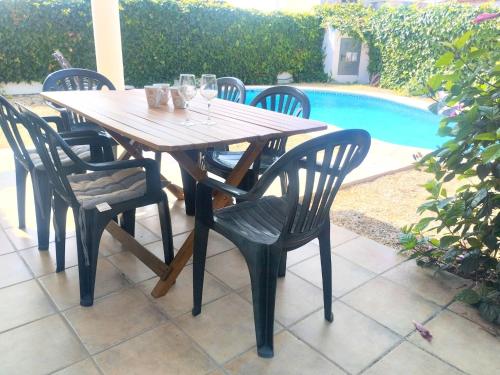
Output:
[246,89,443,149]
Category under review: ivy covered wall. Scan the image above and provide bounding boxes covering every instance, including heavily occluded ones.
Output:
[0,0,326,86]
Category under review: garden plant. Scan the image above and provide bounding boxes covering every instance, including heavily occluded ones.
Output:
[401,13,500,324]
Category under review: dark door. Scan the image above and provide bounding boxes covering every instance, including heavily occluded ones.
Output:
[338,37,361,76]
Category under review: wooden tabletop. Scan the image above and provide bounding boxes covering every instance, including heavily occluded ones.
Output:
[41,89,327,152]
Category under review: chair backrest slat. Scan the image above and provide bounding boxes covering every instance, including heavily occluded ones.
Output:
[252,130,370,247]
[0,96,33,168]
[43,69,115,93]
[249,86,311,160]
[217,77,246,104]
[18,106,82,205]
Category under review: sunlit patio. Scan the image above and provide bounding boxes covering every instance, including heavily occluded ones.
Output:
[0,148,498,374]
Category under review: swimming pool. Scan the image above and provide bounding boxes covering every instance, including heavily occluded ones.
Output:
[245,89,443,149]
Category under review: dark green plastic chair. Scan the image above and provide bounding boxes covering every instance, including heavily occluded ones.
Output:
[42,68,115,133]
[192,129,371,358]
[217,77,246,104]
[0,95,112,250]
[20,107,174,306]
[204,86,311,191]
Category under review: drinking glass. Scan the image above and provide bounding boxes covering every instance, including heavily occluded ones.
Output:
[200,74,218,125]
[179,74,197,125]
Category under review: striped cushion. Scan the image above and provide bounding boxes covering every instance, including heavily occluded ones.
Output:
[29,145,91,169]
[68,168,147,209]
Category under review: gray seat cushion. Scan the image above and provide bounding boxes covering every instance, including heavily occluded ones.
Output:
[68,167,147,209]
[29,145,91,169]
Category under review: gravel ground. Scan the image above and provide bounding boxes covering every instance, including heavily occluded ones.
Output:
[331,168,464,249]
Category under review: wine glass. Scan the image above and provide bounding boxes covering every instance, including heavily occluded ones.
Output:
[179,74,197,125]
[200,74,218,125]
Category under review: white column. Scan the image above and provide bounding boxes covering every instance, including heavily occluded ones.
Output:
[90,0,125,90]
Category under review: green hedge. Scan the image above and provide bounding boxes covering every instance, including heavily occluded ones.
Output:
[0,0,326,86]
[319,3,497,93]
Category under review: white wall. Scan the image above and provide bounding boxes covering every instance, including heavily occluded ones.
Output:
[0,82,42,95]
[323,27,370,84]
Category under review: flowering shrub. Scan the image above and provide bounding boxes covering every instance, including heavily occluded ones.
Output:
[401,14,499,324]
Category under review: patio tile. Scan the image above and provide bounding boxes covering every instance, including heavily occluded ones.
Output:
[53,359,101,375]
[224,330,345,375]
[383,260,471,306]
[447,301,500,336]
[0,226,15,255]
[341,277,441,335]
[64,288,164,354]
[286,241,320,267]
[138,264,230,318]
[131,221,161,245]
[99,230,127,256]
[364,341,463,375]
[289,253,375,297]
[205,248,250,290]
[333,236,405,274]
[19,238,78,277]
[107,251,157,284]
[0,314,86,375]
[0,252,32,288]
[0,279,55,333]
[4,225,55,250]
[291,301,400,374]
[94,322,215,375]
[239,272,324,327]
[409,310,500,375]
[39,258,129,310]
[140,209,194,236]
[173,230,236,257]
[176,293,281,364]
[313,223,359,248]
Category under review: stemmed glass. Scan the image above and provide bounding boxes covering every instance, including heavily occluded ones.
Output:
[179,74,197,126]
[200,74,218,125]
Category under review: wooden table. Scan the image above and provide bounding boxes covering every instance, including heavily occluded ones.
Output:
[41,89,327,297]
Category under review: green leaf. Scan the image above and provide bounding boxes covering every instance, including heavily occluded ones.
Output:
[435,51,454,67]
[453,30,472,49]
[399,232,418,250]
[439,235,459,248]
[474,133,496,141]
[455,289,480,305]
[481,144,500,163]
[478,302,500,323]
[427,74,443,91]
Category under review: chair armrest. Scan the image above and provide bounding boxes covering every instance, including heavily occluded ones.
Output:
[200,177,250,200]
[42,115,65,132]
[60,130,101,139]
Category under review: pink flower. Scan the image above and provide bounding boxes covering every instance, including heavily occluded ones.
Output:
[473,13,499,24]
[447,103,464,118]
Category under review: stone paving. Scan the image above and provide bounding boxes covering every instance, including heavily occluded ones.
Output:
[0,152,499,375]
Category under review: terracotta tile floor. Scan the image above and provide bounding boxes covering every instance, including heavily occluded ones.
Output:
[0,152,498,375]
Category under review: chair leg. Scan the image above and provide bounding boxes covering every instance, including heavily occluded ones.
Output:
[318,222,334,322]
[75,209,107,307]
[14,160,27,229]
[120,209,136,236]
[244,245,281,358]
[180,150,198,216]
[278,251,287,277]
[158,193,174,264]
[52,193,69,272]
[31,170,52,250]
[192,221,209,316]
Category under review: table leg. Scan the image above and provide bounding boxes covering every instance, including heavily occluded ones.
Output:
[151,140,266,298]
